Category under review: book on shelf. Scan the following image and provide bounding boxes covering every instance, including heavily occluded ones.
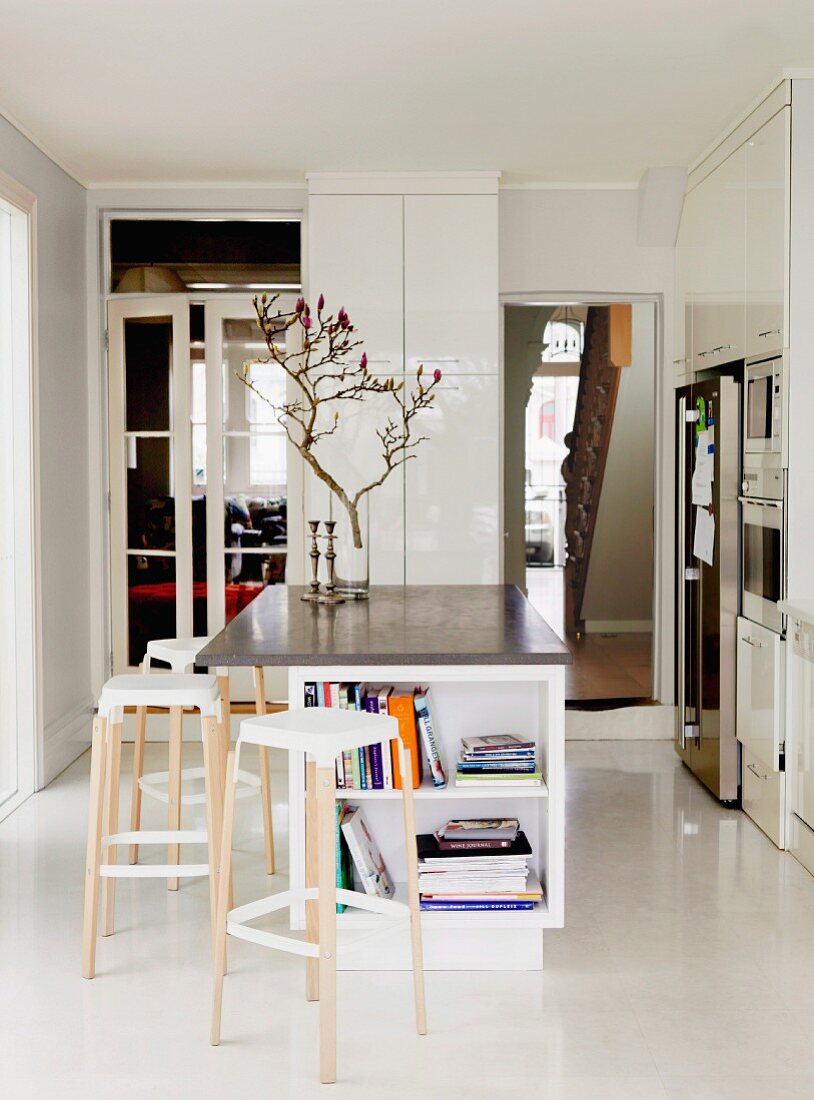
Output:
[416,826,541,912]
[455,733,541,787]
[341,805,394,899]
[461,734,536,754]
[439,818,519,842]
[414,688,447,788]
[335,802,353,913]
[388,691,423,790]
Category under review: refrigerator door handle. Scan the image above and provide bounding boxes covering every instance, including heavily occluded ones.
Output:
[678,395,688,750]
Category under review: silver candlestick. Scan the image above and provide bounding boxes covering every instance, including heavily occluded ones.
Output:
[317,519,345,604]
[301,519,323,602]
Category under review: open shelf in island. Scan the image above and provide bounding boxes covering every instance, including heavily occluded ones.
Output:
[287,661,566,972]
[336,777,550,799]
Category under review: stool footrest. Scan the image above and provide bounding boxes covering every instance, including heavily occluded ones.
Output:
[103,829,208,847]
[139,767,260,805]
[225,887,410,958]
[99,863,211,878]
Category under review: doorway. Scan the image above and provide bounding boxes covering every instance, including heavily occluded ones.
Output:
[504,301,656,703]
[0,179,37,820]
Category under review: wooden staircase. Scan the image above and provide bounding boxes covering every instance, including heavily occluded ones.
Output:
[561,305,631,636]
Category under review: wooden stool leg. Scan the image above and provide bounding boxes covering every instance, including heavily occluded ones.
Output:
[202,715,225,958]
[167,706,183,891]
[217,673,234,912]
[129,704,147,864]
[102,721,123,937]
[305,759,319,1002]
[253,665,276,875]
[399,742,427,1036]
[316,764,338,1084]
[211,749,237,1046]
[82,716,108,979]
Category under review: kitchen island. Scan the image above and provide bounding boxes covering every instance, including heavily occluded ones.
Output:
[198,584,570,970]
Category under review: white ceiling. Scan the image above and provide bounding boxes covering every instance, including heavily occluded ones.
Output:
[1,0,814,186]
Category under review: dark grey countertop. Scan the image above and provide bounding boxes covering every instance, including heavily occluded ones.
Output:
[197,584,571,667]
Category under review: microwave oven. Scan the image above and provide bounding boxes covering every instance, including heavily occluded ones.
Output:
[743,353,787,467]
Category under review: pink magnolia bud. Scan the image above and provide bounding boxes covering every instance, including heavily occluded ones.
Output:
[338,307,347,322]
[295,297,305,314]
[433,368,442,383]
[317,293,325,311]
[360,352,368,370]
[302,315,312,329]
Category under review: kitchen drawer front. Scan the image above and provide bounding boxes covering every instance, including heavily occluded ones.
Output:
[736,617,784,770]
[742,746,786,848]
[788,813,814,878]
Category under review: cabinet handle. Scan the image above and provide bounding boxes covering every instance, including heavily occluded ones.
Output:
[743,636,764,648]
[673,358,687,365]
[697,350,711,358]
[713,345,735,352]
[747,762,769,781]
[758,329,781,338]
[413,358,460,363]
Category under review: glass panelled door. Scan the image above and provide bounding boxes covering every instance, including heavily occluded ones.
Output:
[109,295,302,676]
[108,298,192,670]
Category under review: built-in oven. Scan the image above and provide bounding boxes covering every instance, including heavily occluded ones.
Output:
[739,493,786,634]
[743,353,787,467]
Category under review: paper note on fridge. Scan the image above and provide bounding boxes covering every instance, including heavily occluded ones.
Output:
[691,431,714,506]
[693,506,715,566]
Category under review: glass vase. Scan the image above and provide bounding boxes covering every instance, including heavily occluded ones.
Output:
[331,494,370,598]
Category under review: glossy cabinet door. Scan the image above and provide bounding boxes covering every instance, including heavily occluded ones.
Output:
[673,188,695,381]
[691,146,746,371]
[403,194,499,375]
[405,375,500,584]
[308,194,404,375]
[745,108,788,356]
[737,615,784,770]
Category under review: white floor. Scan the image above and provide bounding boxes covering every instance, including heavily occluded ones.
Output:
[3,742,814,1098]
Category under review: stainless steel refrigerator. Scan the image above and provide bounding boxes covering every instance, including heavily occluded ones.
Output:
[676,376,740,802]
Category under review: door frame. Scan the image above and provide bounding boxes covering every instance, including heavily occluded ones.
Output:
[0,169,41,817]
[500,291,669,705]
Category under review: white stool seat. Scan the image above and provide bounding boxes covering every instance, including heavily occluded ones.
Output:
[98,673,220,722]
[237,708,398,768]
[145,636,212,674]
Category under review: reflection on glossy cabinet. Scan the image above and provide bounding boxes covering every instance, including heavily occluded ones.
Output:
[405,376,500,584]
[404,194,499,375]
[691,145,746,371]
[745,108,788,356]
[737,616,784,771]
[308,194,404,374]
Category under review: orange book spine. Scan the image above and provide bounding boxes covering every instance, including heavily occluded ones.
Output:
[387,692,423,789]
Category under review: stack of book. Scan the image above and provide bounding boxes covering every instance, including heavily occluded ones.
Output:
[304,681,446,791]
[455,734,541,787]
[417,818,543,911]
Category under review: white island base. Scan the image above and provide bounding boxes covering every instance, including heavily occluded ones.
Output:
[286,663,565,971]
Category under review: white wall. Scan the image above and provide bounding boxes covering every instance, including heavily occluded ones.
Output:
[0,114,90,784]
[499,187,675,703]
[581,302,656,629]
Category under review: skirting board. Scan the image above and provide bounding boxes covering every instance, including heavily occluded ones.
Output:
[566,704,674,740]
[583,620,653,634]
[41,697,94,788]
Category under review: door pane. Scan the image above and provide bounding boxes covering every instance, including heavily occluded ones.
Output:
[127,436,174,549]
[125,317,172,431]
[220,315,289,623]
[127,554,176,666]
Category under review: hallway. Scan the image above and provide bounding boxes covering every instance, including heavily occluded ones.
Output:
[526,567,652,702]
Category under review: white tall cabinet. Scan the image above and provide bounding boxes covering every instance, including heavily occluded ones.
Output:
[307,174,501,586]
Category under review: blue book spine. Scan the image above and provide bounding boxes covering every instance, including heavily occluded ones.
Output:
[370,744,383,789]
[316,682,325,707]
[419,901,535,911]
[359,749,367,790]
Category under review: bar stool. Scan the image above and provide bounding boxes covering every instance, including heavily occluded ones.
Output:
[129,637,276,881]
[210,708,427,1084]
[82,673,224,980]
